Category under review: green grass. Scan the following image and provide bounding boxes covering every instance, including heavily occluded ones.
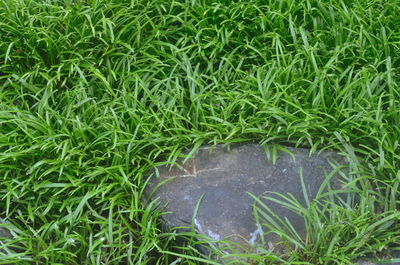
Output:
[0,0,399,264]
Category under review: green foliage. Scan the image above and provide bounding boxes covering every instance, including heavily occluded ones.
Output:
[0,0,399,264]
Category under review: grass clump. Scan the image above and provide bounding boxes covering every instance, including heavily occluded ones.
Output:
[0,0,399,264]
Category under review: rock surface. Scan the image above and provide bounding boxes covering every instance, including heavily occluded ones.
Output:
[144,143,399,264]
[144,144,346,246]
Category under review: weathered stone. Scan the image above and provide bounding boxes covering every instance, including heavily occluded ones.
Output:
[144,144,400,264]
[144,144,347,248]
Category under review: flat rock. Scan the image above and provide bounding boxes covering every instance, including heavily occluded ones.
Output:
[144,143,400,264]
[144,144,346,246]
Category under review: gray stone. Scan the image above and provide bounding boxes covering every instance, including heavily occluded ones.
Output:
[145,144,400,264]
[144,144,347,248]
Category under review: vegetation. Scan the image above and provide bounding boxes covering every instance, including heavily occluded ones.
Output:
[0,0,399,264]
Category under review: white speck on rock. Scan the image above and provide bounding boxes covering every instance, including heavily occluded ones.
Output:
[207,229,221,241]
[249,229,259,244]
[194,219,221,241]
[194,218,203,233]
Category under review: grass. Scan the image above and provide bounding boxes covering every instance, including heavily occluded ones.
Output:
[0,0,399,264]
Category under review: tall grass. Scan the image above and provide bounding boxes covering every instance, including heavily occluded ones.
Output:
[0,0,399,264]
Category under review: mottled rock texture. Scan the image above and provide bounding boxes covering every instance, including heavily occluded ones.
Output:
[144,144,399,264]
[144,144,346,245]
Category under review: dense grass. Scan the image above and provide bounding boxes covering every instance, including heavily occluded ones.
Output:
[0,0,399,264]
